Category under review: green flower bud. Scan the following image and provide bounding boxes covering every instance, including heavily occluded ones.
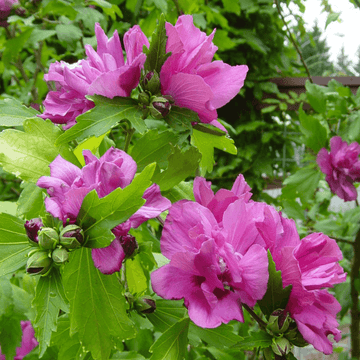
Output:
[149,96,171,119]
[135,296,156,314]
[284,322,308,347]
[38,228,59,250]
[142,71,160,94]
[267,310,290,335]
[271,337,291,357]
[138,91,151,106]
[26,251,52,276]
[60,225,84,249]
[52,248,69,264]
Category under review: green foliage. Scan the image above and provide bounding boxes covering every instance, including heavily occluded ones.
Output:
[0,98,39,126]
[232,331,273,350]
[17,182,46,220]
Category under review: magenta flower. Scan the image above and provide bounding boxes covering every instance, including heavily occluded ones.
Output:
[160,15,248,131]
[37,147,171,274]
[256,206,346,354]
[40,23,149,129]
[0,0,18,27]
[151,198,269,328]
[317,136,360,201]
[0,321,38,360]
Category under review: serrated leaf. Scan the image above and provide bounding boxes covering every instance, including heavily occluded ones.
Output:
[77,163,156,248]
[258,251,292,317]
[73,133,109,166]
[232,331,273,350]
[165,106,197,132]
[305,81,327,113]
[130,129,178,171]
[63,247,135,360]
[17,182,46,219]
[0,213,31,276]
[126,256,148,295]
[191,127,237,175]
[0,98,39,126]
[149,317,190,360]
[153,146,201,191]
[33,267,69,357]
[0,118,80,182]
[143,14,171,74]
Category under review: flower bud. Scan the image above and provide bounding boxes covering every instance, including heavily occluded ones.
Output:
[138,91,150,106]
[149,96,171,119]
[135,296,156,314]
[24,218,43,245]
[38,228,59,250]
[119,234,138,258]
[285,322,308,347]
[52,248,69,264]
[142,71,160,94]
[267,310,290,334]
[60,225,84,249]
[26,251,52,276]
[271,337,291,357]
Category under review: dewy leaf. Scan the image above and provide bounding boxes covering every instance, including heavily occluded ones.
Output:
[17,182,46,220]
[0,213,31,276]
[0,98,39,126]
[232,331,273,350]
[33,267,69,357]
[56,95,146,146]
[130,129,178,171]
[165,106,197,132]
[153,146,201,191]
[149,317,190,360]
[0,118,80,182]
[191,127,237,176]
[258,251,292,318]
[63,247,135,360]
[143,13,171,74]
[77,163,156,248]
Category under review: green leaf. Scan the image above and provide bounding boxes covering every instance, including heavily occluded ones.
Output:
[0,118,80,182]
[0,315,22,359]
[298,106,327,153]
[153,146,201,191]
[282,166,321,204]
[63,247,135,360]
[0,98,39,126]
[191,127,237,175]
[261,105,277,114]
[56,96,146,145]
[78,163,156,248]
[149,317,190,360]
[325,12,340,29]
[232,331,273,350]
[0,201,17,216]
[162,181,195,203]
[56,24,83,44]
[281,199,305,221]
[17,182,46,220]
[165,106,197,132]
[2,28,34,65]
[143,14,171,74]
[130,129,178,171]
[33,267,69,357]
[0,213,31,276]
[258,251,292,317]
[305,81,327,113]
[125,256,148,295]
[110,351,146,359]
[27,29,57,46]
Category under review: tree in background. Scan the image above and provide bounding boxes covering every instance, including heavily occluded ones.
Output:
[336,45,355,76]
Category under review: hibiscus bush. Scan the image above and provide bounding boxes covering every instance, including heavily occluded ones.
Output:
[0,0,358,360]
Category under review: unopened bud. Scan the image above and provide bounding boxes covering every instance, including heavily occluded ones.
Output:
[38,228,59,250]
[52,248,69,264]
[60,225,84,249]
[149,96,171,119]
[26,251,52,276]
[285,322,308,347]
[14,7,26,16]
[119,234,138,258]
[24,218,43,245]
[142,71,160,94]
[267,310,290,334]
[271,337,291,356]
[135,296,156,314]
[138,91,151,106]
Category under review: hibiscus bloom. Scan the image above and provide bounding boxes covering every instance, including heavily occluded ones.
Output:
[0,0,18,27]
[40,23,149,129]
[317,136,360,201]
[37,147,171,274]
[160,15,248,131]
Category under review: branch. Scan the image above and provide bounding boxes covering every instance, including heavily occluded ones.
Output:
[275,0,313,83]
[243,304,267,330]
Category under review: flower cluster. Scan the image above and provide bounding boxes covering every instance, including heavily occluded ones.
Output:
[0,321,38,360]
[317,136,360,201]
[151,175,346,354]
[0,0,18,27]
[40,23,149,129]
[37,148,171,274]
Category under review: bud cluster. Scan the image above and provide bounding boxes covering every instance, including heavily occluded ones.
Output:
[264,310,308,359]
[24,219,84,276]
